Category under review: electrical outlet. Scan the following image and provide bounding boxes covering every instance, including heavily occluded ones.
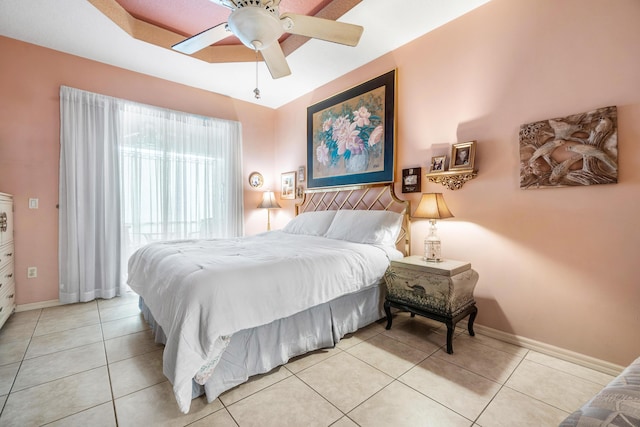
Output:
[27,267,38,278]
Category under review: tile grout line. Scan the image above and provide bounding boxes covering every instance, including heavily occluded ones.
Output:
[97,299,121,427]
[0,308,43,419]
[471,347,530,425]
[523,357,614,387]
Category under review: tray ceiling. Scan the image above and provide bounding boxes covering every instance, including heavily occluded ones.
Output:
[0,0,491,108]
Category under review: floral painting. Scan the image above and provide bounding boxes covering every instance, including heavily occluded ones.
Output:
[519,106,617,189]
[307,70,395,188]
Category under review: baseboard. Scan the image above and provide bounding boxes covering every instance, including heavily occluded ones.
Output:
[464,321,625,376]
[15,299,61,312]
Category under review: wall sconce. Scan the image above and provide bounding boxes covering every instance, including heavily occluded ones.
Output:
[412,193,454,262]
[257,191,281,231]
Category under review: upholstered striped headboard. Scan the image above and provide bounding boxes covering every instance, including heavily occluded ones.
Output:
[295,184,411,256]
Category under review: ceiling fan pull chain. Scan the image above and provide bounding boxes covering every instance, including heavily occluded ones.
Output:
[254,49,261,99]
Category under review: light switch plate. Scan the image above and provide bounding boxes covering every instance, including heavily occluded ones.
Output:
[29,198,39,209]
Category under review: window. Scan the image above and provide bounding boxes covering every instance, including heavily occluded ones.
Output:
[59,86,243,302]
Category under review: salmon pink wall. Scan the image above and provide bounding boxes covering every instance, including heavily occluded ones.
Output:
[274,0,640,366]
[0,36,276,306]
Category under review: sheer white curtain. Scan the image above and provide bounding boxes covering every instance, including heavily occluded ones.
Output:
[59,87,123,303]
[59,86,243,303]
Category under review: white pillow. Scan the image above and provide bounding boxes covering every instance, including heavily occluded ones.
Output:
[282,211,337,236]
[324,210,403,247]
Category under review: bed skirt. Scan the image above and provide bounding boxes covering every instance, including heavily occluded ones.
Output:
[138,282,385,403]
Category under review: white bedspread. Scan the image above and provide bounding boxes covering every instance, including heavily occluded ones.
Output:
[127,231,401,413]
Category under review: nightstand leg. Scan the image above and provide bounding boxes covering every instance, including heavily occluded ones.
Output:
[468,305,478,337]
[384,300,393,330]
[445,322,454,354]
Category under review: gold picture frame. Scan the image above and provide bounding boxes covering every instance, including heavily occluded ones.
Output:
[281,171,296,200]
[248,171,264,188]
[450,141,476,170]
[430,155,446,172]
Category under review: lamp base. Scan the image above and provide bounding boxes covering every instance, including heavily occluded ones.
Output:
[424,232,442,263]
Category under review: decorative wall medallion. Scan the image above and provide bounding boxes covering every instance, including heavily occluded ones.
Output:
[519,106,617,189]
[248,172,264,188]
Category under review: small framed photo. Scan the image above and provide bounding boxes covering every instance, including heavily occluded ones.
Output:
[430,156,446,172]
[402,167,421,193]
[281,171,296,199]
[296,185,304,199]
[450,141,476,170]
[298,166,305,182]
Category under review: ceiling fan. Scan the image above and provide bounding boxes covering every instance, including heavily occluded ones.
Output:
[172,0,364,79]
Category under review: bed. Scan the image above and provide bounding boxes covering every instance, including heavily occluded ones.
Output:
[127,184,410,413]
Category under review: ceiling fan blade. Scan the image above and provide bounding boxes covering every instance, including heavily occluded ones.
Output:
[280,13,363,47]
[172,23,230,55]
[260,42,291,79]
[212,0,238,9]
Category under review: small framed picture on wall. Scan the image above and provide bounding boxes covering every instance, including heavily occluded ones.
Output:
[430,155,446,172]
[402,168,421,193]
[281,171,296,200]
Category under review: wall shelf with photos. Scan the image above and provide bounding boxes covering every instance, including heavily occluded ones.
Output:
[425,141,478,190]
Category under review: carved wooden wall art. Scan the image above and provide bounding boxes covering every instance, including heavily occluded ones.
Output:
[519,106,617,189]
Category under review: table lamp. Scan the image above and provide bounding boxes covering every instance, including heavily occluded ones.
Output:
[412,193,454,262]
[257,191,281,231]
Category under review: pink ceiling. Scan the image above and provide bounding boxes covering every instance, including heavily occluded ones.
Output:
[116,0,334,45]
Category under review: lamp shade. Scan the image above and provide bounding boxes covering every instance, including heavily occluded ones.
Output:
[413,193,454,219]
[257,191,281,209]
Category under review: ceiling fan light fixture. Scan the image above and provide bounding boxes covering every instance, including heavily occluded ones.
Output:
[227,6,283,51]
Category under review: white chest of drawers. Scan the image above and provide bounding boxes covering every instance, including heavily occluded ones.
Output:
[0,192,15,330]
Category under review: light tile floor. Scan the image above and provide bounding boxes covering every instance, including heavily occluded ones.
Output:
[0,292,614,426]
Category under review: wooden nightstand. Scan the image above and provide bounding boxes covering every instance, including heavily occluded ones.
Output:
[383,255,479,354]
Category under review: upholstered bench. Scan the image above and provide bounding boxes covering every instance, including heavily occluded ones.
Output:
[560,356,640,426]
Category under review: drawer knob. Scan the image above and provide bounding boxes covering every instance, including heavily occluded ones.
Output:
[6,273,12,278]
